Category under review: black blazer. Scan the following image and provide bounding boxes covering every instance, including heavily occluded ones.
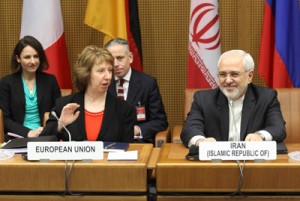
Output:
[108,69,168,143]
[41,91,135,143]
[0,72,61,140]
[180,84,286,147]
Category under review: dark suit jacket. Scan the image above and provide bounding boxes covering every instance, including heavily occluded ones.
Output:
[108,69,168,143]
[41,91,135,143]
[180,84,286,147]
[0,72,61,140]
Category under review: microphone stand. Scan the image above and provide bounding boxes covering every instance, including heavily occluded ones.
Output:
[51,111,72,142]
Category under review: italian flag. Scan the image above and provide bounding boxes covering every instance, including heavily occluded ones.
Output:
[20,0,72,89]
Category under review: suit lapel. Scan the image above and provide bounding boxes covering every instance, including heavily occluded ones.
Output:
[15,74,26,108]
[217,91,230,141]
[127,71,139,104]
[35,74,43,106]
[240,86,256,140]
[108,79,117,96]
[98,92,114,140]
[74,93,87,140]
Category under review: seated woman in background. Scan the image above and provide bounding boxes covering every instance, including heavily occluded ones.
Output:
[0,35,61,141]
[42,45,135,142]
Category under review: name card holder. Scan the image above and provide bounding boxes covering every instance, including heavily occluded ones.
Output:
[199,141,277,161]
[27,141,104,161]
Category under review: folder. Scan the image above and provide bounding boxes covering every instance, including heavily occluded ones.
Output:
[103,141,129,152]
[1,136,57,149]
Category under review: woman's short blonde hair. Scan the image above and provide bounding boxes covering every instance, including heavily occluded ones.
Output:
[74,45,114,91]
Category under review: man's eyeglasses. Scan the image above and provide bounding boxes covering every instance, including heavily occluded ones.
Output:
[218,71,246,79]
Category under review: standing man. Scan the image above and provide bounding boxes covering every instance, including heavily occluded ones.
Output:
[105,38,168,143]
[181,49,286,147]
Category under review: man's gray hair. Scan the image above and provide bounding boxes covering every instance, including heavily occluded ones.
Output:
[104,38,130,52]
[218,49,254,72]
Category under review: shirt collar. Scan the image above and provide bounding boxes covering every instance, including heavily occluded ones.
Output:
[228,94,245,105]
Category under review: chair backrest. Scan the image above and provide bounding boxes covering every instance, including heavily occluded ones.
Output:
[276,88,300,143]
[171,88,204,144]
[184,89,203,121]
[0,109,4,143]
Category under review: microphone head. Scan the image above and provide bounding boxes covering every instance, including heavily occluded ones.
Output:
[50,110,72,142]
[51,111,58,118]
[189,145,199,155]
[185,145,199,161]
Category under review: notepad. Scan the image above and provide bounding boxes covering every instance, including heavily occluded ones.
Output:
[0,147,27,154]
[107,150,138,161]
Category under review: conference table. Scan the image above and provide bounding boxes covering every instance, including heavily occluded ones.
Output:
[156,143,300,201]
[0,143,153,201]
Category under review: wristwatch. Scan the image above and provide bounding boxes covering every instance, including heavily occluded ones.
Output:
[256,132,265,141]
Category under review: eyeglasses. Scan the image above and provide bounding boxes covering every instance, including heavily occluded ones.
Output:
[218,71,246,79]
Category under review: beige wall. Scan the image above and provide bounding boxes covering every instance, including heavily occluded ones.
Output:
[0,0,265,130]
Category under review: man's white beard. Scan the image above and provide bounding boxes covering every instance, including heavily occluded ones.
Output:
[220,84,248,100]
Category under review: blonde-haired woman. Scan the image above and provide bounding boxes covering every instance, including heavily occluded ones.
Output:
[42,46,135,142]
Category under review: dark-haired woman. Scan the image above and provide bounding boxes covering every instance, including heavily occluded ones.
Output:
[0,35,61,141]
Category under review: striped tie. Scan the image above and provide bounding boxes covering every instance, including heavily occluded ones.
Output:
[117,79,125,100]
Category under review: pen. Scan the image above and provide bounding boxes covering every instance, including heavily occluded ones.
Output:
[105,142,116,149]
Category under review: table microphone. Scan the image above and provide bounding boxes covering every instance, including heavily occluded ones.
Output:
[51,111,72,142]
[185,145,199,161]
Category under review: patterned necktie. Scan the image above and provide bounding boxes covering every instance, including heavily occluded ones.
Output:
[117,79,125,100]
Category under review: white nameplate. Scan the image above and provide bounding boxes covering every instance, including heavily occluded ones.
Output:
[27,141,103,160]
[199,141,277,161]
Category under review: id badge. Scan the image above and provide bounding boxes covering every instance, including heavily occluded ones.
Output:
[136,106,146,121]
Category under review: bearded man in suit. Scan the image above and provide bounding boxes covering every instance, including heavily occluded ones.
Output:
[181,49,286,147]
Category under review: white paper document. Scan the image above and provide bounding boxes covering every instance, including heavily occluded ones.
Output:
[103,149,125,153]
[1,148,27,154]
[107,150,138,161]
